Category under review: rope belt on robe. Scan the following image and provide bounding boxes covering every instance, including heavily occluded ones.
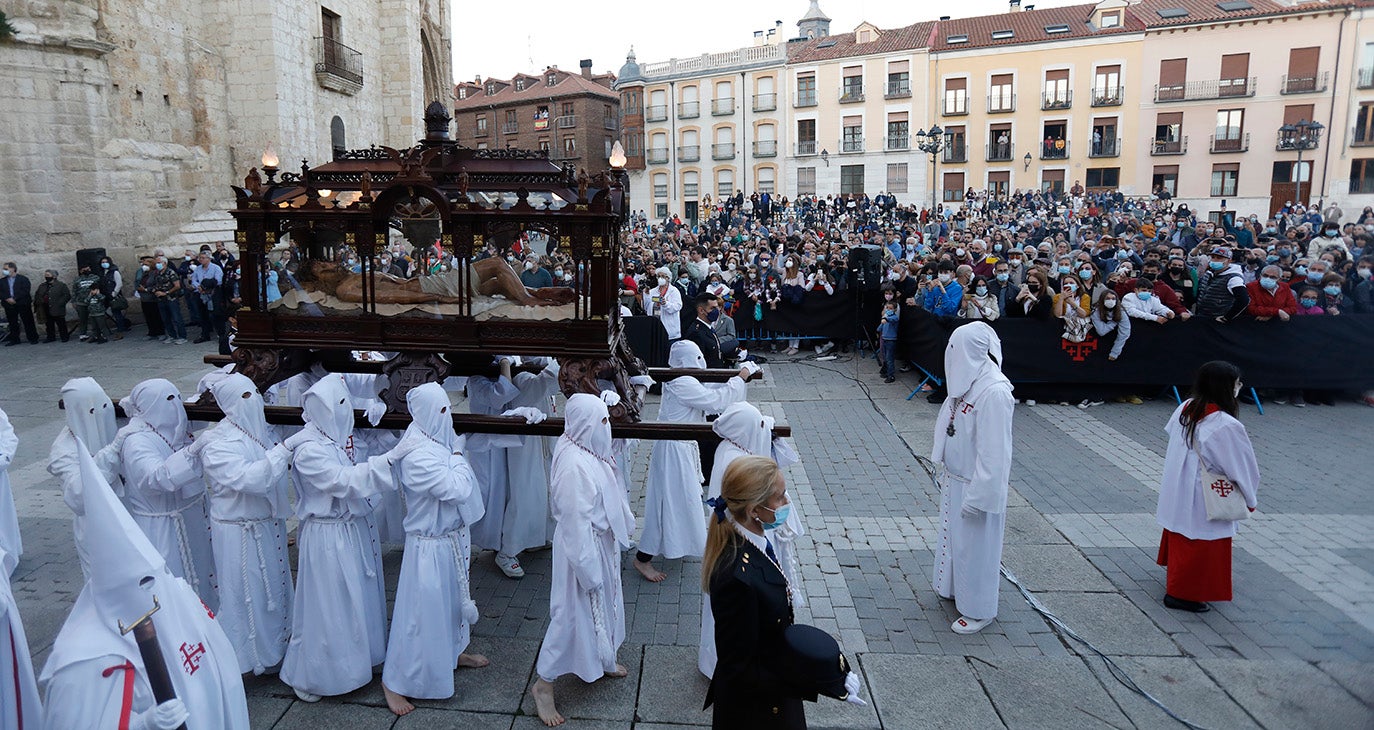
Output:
[302,516,376,579]
[214,515,284,671]
[131,498,206,598]
[587,526,616,668]
[413,529,476,624]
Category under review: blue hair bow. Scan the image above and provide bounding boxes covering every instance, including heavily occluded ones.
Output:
[705,496,728,524]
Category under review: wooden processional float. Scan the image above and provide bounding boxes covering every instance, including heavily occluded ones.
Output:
[120,101,784,443]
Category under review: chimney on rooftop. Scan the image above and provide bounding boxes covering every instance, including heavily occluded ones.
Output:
[939,15,950,20]
[580,59,593,78]
[1010,0,1021,11]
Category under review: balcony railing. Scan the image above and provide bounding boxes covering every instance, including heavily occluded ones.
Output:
[795,93,817,108]
[1210,133,1249,153]
[1088,138,1121,158]
[1091,85,1124,107]
[646,105,668,122]
[1040,140,1069,160]
[1041,90,1073,110]
[1360,67,1374,90]
[841,136,864,153]
[646,148,669,164]
[474,126,488,138]
[556,115,577,129]
[986,141,1015,162]
[678,101,699,118]
[885,82,911,99]
[553,148,578,160]
[943,145,968,163]
[502,122,519,134]
[1352,126,1374,147]
[683,183,699,199]
[1275,132,1320,151]
[752,93,777,112]
[943,99,969,116]
[602,117,619,131]
[1154,77,1256,102]
[840,85,865,103]
[711,143,736,160]
[620,107,642,118]
[1280,72,1329,95]
[886,135,910,151]
[987,93,1016,113]
[712,98,735,116]
[796,141,818,156]
[677,145,700,162]
[1151,136,1188,155]
[753,140,778,157]
[315,37,364,92]
[653,185,668,199]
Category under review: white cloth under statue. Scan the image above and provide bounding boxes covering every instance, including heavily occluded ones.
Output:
[536,393,636,682]
[501,360,561,556]
[382,383,486,700]
[342,372,406,545]
[640,341,748,560]
[199,374,294,674]
[465,373,521,552]
[115,379,218,612]
[931,322,1015,625]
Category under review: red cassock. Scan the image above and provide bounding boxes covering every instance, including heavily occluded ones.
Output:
[1157,529,1232,602]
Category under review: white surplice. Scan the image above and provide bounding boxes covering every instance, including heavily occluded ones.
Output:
[536,394,635,683]
[640,342,747,560]
[465,374,521,552]
[200,374,294,674]
[501,365,560,555]
[0,547,41,729]
[931,323,1015,622]
[0,408,20,577]
[1157,403,1260,541]
[382,383,486,700]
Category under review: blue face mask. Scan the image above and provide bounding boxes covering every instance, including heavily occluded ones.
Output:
[993,244,1003,252]
[1138,291,1153,301]
[1323,285,1341,296]
[1058,265,1071,275]
[1116,249,1130,259]
[1079,269,1094,280]
[1300,298,1318,308]
[1295,265,1308,276]
[155,263,164,270]
[1266,255,1279,264]
[1278,248,1292,257]
[1260,277,1278,291]
[996,272,1009,282]
[1208,261,1225,271]
[976,286,988,296]
[759,503,791,531]
[707,309,721,322]
[1306,270,1322,282]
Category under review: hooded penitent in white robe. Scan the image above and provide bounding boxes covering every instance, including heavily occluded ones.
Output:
[40,441,248,730]
[536,394,636,683]
[49,377,122,579]
[1157,403,1260,541]
[341,372,405,545]
[640,342,747,560]
[382,383,486,700]
[501,360,561,556]
[698,402,805,677]
[465,374,521,553]
[115,379,218,612]
[199,374,294,674]
[0,546,41,729]
[280,375,395,698]
[931,322,1015,622]
[0,408,21,577]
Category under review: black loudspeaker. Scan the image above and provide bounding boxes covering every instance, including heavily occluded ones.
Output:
[75,247,107,274]
[847,244,884,291]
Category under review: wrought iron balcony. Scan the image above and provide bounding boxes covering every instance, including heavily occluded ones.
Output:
[986,142,1014,162]
[620,106,642,118]
[1154,77,1255,102]
[841,137,864,154]
[1089,138,1121,158]
[646,148,669,164]
[886,135,909,151]
[1360,68,1374,90]
[653,185,668,199]
[711,143,736,160]
[1353,126,1374,148]
[794,93,818,108]
[315,37,363,94]
[752,93,777,112]
[753,140,778,157]
[942,99,969,116]
[987,93,1016,113]
[1041,90,1072,111]
[1280,72,1328,95]
[555,115,577,129]
[683,183,699,199]
[1209,133,1249,153]
[840,85,865,103]
[885,82,911,99]
[1091,86,1124,107]
[1151,136,1188,155]
[711,98,734,116]
[501,122,519,134]
[678,101,699,118]
[602,117,619,131]
[943,145,968,163]
[796,141,818,156]
[473,126,489,138]
[1040,140,1069,160]
[677,145,700,162]
[645,105,668,122]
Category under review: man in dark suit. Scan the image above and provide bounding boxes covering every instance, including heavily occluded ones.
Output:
[2,262,39,345]
[683,293,725,369]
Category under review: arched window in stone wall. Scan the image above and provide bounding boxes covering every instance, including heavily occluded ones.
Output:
[331,116,346,158]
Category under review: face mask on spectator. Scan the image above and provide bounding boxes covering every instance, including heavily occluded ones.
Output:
[1266,255,1279,264]
[657,276,668,286]
[1116,250,1130,260]
[1138,290,1152,301]
[975,285,988,296]
[727,263,736,271]
[1323,285,1341,296]
[1208,260,1225,271]
[183,255,192,261]
[1008,258,1022,268]
[1359,268,1373,280]
[1103,297,1117,309]
[938,273,952,284]
[1260,276,1279,291]
[1058,265,1071,275]
[141,264,150,272]
[1324,228,1339,237]
[554,268,564,277]
[1300,297,1317,308]
[155,262,165,270]
[996,272,1009,282]
[749,273,757,280]
[993,244,1003,253]
[955,248,966,257]
[101,262,110,269]
[1306,270,1322,282]
[1295,265,1308,276]
[1078,268,1093,280]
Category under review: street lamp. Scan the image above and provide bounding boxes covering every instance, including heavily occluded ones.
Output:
[915,125,944,212]
[1023,152,1032,172]
[1277,119,1324,207]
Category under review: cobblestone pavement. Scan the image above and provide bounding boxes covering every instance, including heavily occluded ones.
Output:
[1,336,1371,729]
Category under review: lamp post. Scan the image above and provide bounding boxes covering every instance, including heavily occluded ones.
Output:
[1277,119,1323,207]
[915,125,944,213]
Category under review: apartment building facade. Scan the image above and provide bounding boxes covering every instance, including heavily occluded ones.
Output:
[1325,1,1374,213]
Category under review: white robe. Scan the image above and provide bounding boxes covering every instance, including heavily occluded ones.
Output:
[47,430,122,579]
[342,372,406,545]
[199,425,294,674]
[931,380,1015,621]
[501,368,560,555]
[382,440,485,699]
[280,439,393,697]
[0,409,19,577]
[0,549,41,729]
[640,376,747,559]
[1157,404,1260,541]
[118,429,218,612]
[465,376,521,552]
[642,284,683,339]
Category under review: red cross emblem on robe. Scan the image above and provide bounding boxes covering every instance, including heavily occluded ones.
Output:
[180,642,206,675]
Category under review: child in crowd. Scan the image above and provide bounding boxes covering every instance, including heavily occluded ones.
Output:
[878,290,900,383]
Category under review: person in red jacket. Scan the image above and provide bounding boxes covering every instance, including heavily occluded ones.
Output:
[1245,264,1297,321]
[1110,261,1192,320]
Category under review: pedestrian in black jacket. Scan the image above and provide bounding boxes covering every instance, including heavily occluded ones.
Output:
[2,262,39,345]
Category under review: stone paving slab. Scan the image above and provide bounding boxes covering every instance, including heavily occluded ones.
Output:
[274,700,398,729]
[1317,661,1374,707]
[1091,656,1262,730]
[970,656,1131,730]
[397,710,513,730]
[1196,659,1374,730]
[634,645,711,726]
[248,696,293,730]
[517,643,644,723]
[1032,592,1181,657]
[1001,544,1114,592]
[863,654,1004,730]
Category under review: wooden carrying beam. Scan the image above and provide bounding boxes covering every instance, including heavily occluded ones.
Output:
[201,355,764,383]
[107,400,790,441]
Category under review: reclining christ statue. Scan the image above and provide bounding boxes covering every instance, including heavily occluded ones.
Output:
[296,259,577,307]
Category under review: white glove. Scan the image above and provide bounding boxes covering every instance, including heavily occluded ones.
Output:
[600,390,622,407]
[740,361,762,377]
[283,429,313,451]
[502,406,546,424]
[134,698,189,730]
[843,671,866,706]
[185,433,209,458]
[628,374,655,388]
[365,401,387,427]
[461,599,480,626]
[737,348,748,361]
[960,503,982,520]
[542,357,561,376]
[501,355,522,367]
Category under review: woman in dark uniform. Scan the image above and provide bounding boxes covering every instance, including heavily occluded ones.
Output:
[702,456,864,728]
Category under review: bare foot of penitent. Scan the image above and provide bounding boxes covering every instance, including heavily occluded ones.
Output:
[531,678,564,726]
[383,684,414,717]
[605,663,628,678]
[458,652,490,668]
[634,559,666,583]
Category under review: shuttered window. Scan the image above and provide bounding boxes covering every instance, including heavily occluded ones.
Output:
[1159,59,1186,87]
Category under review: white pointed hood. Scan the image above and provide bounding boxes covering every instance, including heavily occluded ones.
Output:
[669,340,707,370]
[553,394,633,548]
[944,322,1011,401]
[712,402,771,457]
[211,373,276,447]
[60,377,117,454]
[397,382,456,454]
[301,375,355,445]
[122,378,189,449]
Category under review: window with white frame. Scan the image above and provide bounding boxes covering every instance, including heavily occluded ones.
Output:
[653,173,668,199]
[797,167,816,195]
[757,167,776,194]
[886,163,908,194]
[717,169,734,197]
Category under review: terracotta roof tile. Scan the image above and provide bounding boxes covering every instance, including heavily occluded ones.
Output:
[1131,0,1351,28]
[929,3,1143,52]
[786,21,936,63]
[453,69,617,110]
